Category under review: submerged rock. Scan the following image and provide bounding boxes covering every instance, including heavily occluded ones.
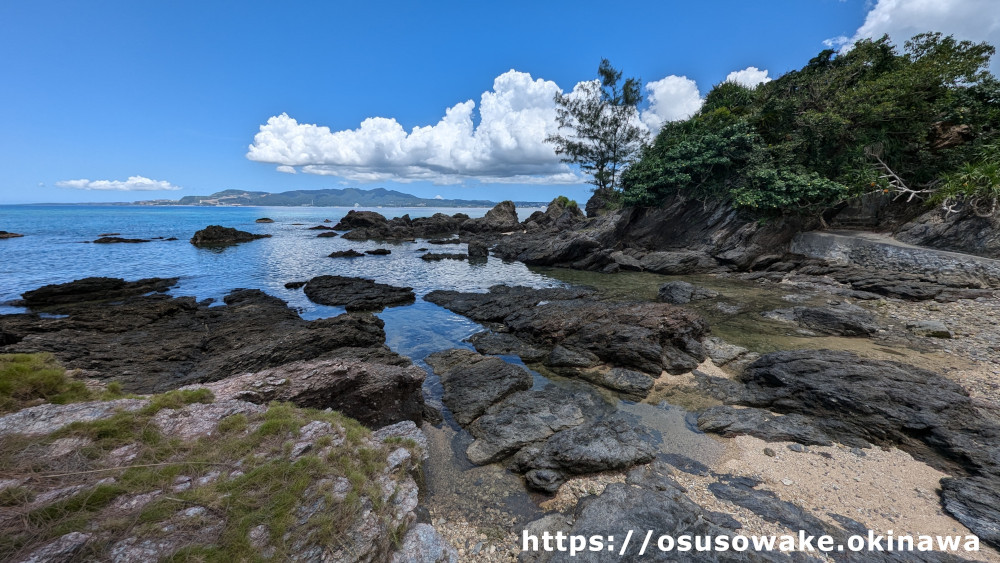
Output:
[761,302,880,336]
[255,217,275,223]
[0,230,25,239]
[190,225,271,247]
[657,280,719,304]
[302,275,415,311]
[328,249,365,258]
[420,252,467,261]
[92,236,151,244]
[467,331,547,362]
[907,319,953,338]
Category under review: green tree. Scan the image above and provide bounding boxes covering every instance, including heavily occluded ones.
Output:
[547,59,649,200]
[622,32,999,215]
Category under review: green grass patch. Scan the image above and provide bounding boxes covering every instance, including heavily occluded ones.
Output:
[2,398,401,561]
[0,353,91,413]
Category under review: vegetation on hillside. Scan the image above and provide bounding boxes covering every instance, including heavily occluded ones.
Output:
[620,33,1000,216]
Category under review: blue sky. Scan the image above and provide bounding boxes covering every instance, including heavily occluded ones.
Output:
[1,0,997,204]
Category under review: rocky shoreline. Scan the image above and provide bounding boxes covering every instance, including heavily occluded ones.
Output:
[3,197,1000,561]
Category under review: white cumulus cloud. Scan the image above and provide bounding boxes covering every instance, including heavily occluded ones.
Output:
[837,0,1000,73]
[639,76,703,135]
[276,165,296,174]
[725,66,772,88]
[55,176,182,191]
[247,70,583,185]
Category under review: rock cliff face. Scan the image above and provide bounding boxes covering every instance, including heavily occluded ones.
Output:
[492,194,813,273]
[895,206,1000,259]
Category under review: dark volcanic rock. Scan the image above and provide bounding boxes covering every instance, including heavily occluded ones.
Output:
[761,302,880,336]
[940,476,1000,549]
[505,299,709,375]
[467,331,547,362]
[19,277,178,307]
[316,231,339,238]
[465,386,599,465]
[424,349,533,426]
[577,367,655,398]
[527,462,753,563]
[427,286,709,377]
[92,236,151,244]
[0,231,25,239]
[707,476,836,542]
[896,206,1000,260]
[410,213,462,237]
[302,275,415,311]
[328,249,365,258]
[657,281,719,304]
[2,285,404,393]
[494,194,810,273]
[284,281,307,290]
[640,251,719,275]
[697,405,836,446]
[461,201,520,233]
[255,217,275,223]
[190,225,271,247]
[522,197,585,232]
[513,414,656,492]
[467,239,489,258]
[734,350,1000,474]
[365,248,391,255]
[333,210,389,231]
[198,358,426,427]
[307,225,336,230]
[420,252,467,261]
[785,262,995,302]
[425,286,593,323]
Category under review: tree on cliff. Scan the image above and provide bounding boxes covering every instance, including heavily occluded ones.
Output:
[546,60,648,208]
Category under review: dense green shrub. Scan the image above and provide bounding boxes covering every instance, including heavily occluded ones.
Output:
[622,33,1000,215]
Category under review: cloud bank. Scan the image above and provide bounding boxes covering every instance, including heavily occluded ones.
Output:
[725,66,772,88]
[836,0,1000,73]
[248,66,771,183]
[247,70,579,185]
[55,176,182,191]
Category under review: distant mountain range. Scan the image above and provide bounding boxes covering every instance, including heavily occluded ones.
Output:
[135,188,547,208]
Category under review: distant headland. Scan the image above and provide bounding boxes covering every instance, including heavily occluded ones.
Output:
[122,187,547,208]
